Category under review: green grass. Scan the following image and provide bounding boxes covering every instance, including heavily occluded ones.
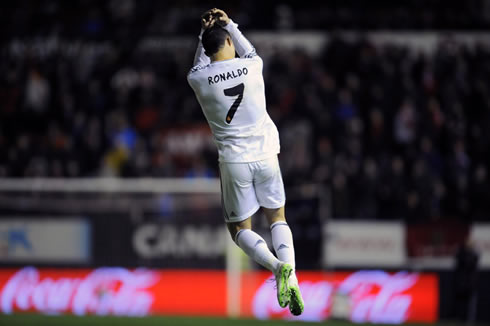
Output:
[0,314,471,326]
[1,315,307,326]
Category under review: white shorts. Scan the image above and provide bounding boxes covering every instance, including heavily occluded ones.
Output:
[219,155,286,223]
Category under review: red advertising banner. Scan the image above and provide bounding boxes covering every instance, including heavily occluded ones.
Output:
[242,270,438,323]
[0,267,226,317]
[0,267,438,323]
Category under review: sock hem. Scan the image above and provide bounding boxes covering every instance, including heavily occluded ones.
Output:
[270,221,288,230]
[235,229,247,244]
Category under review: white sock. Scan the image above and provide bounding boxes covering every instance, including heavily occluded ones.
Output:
[270,221,296,270]
[235,229,280,273]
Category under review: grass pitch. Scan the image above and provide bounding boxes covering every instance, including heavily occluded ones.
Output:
[0,314,471,326]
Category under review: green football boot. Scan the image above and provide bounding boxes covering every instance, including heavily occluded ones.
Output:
[275,263,293,308]
[288,275,304,316]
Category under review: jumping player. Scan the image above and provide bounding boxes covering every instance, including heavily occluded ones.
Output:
[187,8,304,315]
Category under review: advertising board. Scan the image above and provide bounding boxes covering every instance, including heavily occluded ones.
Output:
[323,221,406,267]
[0,218,90,263]
[470,223,490,268]
[0,267,438,323]
[132,223,226,265]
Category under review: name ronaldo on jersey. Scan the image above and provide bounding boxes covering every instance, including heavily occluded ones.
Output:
[208,67,248,85]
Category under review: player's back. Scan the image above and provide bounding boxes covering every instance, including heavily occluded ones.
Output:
[188,56,279,163]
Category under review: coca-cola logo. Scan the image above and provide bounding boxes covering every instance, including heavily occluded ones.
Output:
[339,271,418,324]
[0,267,435,322]
[251,271,419,324]
[1,267,158,316]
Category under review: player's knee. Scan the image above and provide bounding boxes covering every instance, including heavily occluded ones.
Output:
[263,206,286,225]
[226,218,252,243]
[227,223,240,242]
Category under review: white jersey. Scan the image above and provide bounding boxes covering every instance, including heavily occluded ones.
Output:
[187,21,280,163]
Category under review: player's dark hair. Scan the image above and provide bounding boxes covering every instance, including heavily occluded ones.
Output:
[202,25,231,57]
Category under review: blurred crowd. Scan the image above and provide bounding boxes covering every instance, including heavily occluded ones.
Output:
[1,0,490,40]
[1,1,490,223]
[273,38,490,223]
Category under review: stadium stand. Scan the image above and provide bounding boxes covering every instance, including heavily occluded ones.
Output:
[1,0,489,225]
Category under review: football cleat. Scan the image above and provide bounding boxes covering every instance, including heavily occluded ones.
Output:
[275,263,293,308]
[288,275,304,316]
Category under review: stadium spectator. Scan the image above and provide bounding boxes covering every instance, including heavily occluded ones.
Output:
[0,1,489,224]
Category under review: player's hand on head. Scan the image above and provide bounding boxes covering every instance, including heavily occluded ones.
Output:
[211,8,230,26]
[201,17,216,29]
[201,8,217,29]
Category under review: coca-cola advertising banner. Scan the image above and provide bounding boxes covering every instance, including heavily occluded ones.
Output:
[244,270,438,323]
[0,267,226,317]
[0,267,438,323]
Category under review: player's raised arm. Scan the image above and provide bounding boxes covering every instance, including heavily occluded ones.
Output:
[213,9,256,58]
[191,10,216,67]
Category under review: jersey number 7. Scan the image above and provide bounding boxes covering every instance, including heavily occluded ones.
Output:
[224,83,244,124]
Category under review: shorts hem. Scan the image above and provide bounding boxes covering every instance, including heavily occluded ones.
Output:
[259,201,285,210]
[225,204,261,223]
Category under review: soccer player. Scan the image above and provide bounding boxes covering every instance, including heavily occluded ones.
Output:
[187,8,304,316]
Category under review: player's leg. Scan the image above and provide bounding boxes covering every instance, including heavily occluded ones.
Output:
[254,157,296,268]
[255,156,304,315]
[263,206,295,269]
[226,217,281,275]
[263,206,304,315]
[220,160,291,308]
[227,217,291,308]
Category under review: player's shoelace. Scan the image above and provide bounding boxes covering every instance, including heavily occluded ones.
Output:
[266,277,277,289]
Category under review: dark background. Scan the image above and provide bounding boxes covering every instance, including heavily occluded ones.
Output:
[0,0,489,323]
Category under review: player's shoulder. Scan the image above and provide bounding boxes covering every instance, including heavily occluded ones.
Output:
[239,52,263,68]
[242,47,260,60]
[187,64,211,86]
[188,64,211,78]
